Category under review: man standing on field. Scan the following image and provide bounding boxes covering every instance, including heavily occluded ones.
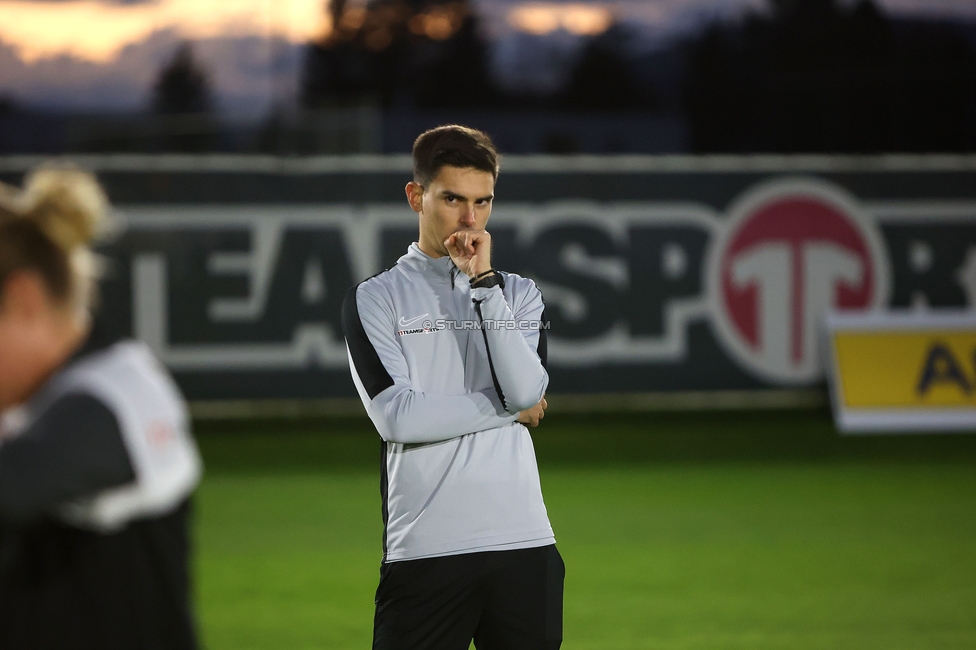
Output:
[342,125,563,650]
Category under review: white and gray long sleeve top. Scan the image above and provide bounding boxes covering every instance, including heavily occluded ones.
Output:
[342,242,555,562]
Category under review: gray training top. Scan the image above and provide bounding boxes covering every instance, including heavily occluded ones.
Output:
[342,243,555,562]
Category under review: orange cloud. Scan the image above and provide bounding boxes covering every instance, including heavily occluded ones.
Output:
[508,3,613,36]
[0,0,331,63]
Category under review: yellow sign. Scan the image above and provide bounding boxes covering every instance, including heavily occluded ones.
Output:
[833,331,976,408]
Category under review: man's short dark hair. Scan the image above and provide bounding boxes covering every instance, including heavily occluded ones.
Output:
[412,125,499,188]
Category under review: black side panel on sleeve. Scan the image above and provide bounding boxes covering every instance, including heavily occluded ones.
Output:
[379,440,390,559]
[0,393,135,525]
[538,307,549,369]
[473,299,508,411]
[341,284,395,400]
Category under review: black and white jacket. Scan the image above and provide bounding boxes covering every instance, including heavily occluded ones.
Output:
[0,337,201,649]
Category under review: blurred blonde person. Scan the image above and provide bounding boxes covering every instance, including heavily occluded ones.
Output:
[0,166,201,649]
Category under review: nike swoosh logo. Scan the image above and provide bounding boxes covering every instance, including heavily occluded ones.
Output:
[398,313,429,327]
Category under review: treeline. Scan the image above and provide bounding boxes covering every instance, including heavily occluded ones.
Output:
[301,0,976,153]
[684,0,976,152]
[301,0,653,112]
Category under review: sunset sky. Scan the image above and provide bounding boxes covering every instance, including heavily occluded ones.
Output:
[0,0,974,117]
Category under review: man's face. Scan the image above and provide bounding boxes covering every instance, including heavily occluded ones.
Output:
[408,165,495,258]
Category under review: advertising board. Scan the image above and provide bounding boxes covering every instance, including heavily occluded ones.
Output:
[827,311,976,432]
[3,155,974,405]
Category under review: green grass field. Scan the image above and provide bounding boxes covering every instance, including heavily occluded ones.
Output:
[194,410,976,649]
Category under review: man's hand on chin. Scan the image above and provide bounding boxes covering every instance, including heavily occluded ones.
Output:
[445,229,492,278]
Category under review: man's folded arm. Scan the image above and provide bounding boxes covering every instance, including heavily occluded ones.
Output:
[471,279,549,413]
[342,285,518,444]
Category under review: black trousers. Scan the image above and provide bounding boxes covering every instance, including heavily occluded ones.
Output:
[373,544,564,650]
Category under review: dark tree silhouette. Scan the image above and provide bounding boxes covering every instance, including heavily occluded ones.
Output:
[683,0,976,153]
[560,23,659,111]
[0,95,15,115]
[150,43,216,151]
[152,43,212,115]
[410,13,495,109]
[301,0,497,110]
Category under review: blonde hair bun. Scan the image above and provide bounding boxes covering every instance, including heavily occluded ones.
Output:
[21,165,108,254]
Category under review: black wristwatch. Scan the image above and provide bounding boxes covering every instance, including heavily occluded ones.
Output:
[470,270,505,290]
